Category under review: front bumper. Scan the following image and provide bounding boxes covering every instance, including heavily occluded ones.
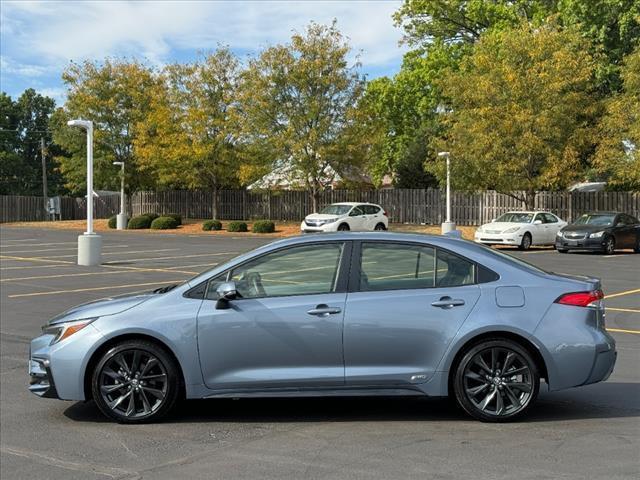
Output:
[474,232,522,245]
[300,221,338,233]
[555,236,605,251]
[28,357,58,398]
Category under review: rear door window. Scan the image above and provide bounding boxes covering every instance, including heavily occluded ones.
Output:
[436,250,475,287]
[360,243,436,291]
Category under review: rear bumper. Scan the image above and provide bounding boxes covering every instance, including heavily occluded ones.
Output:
[585,346,617,385]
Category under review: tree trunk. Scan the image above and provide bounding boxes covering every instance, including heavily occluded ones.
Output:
[524,190,536,210]
[212,184,219,220]
[310,187,320,213]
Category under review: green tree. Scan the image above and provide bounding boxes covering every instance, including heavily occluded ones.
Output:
[51,59,158,195]
[135,48,242,218]
[0,89,64,195]
[594,47,640,190]
[237,22,367,211]
[432,24,599,208]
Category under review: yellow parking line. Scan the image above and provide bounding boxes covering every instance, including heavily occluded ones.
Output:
[0,264,80,271]
[163,262,219,270]
[607,307,640,314]
[20,248,179,260]
[606,328,640,335]
[7,280,183,298]
[605,288,640,299]
[104,251,238,263]
[1,270,148,282]
[100,264,198,275]
[0,255,74,265]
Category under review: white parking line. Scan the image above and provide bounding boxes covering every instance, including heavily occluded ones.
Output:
[0,241,76,248]
[19,248,179,260]
[102,251,238,264]
[7,280,183,298]
[1,245,131,254]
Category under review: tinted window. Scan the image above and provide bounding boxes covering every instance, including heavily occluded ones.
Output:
[496,212,534,223]
[350,207,364,216]
[574,214,615,226]
[543,213,557,223]
[436,250,475,287]
[533,213,544,223]
[320,204,351,215]
[360,243,436,291]
[230,243,344,299]
[624,214,639,224]
[363,205,380,215]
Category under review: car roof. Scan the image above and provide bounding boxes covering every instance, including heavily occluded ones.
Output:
[330,202,378,206]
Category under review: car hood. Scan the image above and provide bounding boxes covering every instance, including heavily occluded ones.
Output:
[481,222,527,232]
[47,292,155,325]
[305,214,341,221]
[562,224,610,233]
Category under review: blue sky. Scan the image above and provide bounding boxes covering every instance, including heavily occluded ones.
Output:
[1,0,407,106]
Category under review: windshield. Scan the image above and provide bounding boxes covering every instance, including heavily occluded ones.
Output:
[574,214,615,226]
[320,204,352,215]
[495,212,534,223]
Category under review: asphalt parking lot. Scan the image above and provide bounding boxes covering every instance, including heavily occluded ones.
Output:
[1,225,639,480]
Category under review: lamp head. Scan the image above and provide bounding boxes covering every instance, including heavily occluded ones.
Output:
[113,161,124,166]
[437,151,450,158]
[67,119,93,130]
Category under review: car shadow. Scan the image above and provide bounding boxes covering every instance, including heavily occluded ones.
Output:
[63,382,640,424]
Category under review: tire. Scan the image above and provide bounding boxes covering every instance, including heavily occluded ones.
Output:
[337,223,350,231]
[557,248,568,254]
[634,236,639,253]
[603,236,615,255]
[91,340,181,423]
[453,338,540,422]
[374,223,386,231]
[518,232,532,250]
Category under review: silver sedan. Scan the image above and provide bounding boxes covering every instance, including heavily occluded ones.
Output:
[29,232,616,423]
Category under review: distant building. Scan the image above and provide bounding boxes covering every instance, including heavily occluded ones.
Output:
[568,182,606,192]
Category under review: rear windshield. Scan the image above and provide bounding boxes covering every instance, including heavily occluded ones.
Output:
[320,204,352,215]
[574,214,615,226]
[496,212,533,223]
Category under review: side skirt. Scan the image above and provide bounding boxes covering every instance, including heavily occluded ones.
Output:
[203,386,428,399]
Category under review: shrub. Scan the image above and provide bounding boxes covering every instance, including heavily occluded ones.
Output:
[150,216,179,230]
[202,219,222,231]
[166,213,182,225]
[108,215,117,229]
[252,220,275,233]
[227,221,248,232]
[128,215,152,229]
[144,212,159,221]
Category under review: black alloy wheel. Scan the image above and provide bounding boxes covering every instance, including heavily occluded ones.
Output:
[453,339,540,422]
[603,236,615,255]
[92,340,180,423]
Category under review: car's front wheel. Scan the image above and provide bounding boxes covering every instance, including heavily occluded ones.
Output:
[453,339,540,422]
[518,232,532,250]
[337,223,350,231]
[91,340,181,423]
[603,236,615,255]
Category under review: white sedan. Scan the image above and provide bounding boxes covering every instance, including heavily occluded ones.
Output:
[301,202,389,233]
[474,211,567,250]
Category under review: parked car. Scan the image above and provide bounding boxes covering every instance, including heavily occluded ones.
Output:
[30,233,616,423]
[301,202,388,233]
[474,211,567,250]
[555,212,640,254]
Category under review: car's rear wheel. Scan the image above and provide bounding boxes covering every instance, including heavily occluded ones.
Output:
[453,339,540,422]
[337,223,350,231]
[603,236,615,255]
[518,233,532,250]
[92,340,180,423]
[374,223,386,231]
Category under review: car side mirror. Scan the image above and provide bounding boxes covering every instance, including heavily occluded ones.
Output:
[533,220,542,225]
[491,218,496,222]
[215,281,237,310]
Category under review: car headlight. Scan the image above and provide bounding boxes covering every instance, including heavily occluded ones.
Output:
[503,227,520,234]
[323,218,338,224]
[589,231,605,238]
[556,231,563,237]
[476,226,484,233]
[41,317,97,345]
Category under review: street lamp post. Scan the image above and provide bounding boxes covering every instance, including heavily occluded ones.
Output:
[68,119,102,266]
[113,161,127,230]
[438,151,457,234]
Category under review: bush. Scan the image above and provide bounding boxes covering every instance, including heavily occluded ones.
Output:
[227,221,248,232]
[150,216,179,230]
[166,213,182,225]
[252,220,275,233]
[202,219,222,231]
[128,215,152,229]
[144,212,159,221]
[108,215,117,229]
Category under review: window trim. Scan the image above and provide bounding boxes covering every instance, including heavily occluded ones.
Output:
[348,240,496,293]
[186,241,353,301]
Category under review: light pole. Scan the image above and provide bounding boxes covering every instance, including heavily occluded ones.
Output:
[68,119,102,266]
[113,161,127,230]
[438,151,456,234]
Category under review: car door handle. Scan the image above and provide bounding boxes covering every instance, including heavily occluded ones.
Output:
[431,297,465,309]
[307,304,342,316]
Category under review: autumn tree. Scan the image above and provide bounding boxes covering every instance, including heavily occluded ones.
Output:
[135,48,241,218]
[237,22,367,211]
[50,59,158,195]
[594,47,640,190]
[431,24,599,208]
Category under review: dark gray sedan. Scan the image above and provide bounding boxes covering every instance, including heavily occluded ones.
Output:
[556,212,640,254]
[30,233,616,423]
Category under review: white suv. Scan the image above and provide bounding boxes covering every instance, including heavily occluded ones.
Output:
[301,202,389,233]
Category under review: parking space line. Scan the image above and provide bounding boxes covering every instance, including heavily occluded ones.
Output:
[100,264,198,275]
[0,255,74,265]
[1,268,194,282]
[0,264,80,271]
[0,238,38,244]
[163,262,219,270]
[607,307,640,314]
[606,328,640,335]
[18,248,179,260]
[7,280,183,298]
[1,245,131,254]
[103,251,238,263]
[605,288,640,299]
[0,241,76,248]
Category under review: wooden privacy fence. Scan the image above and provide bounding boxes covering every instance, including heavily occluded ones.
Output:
[2,190,639,225]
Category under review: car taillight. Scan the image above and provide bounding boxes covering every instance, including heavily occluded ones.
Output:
[383,210,388,216]
[555,289,604,308]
